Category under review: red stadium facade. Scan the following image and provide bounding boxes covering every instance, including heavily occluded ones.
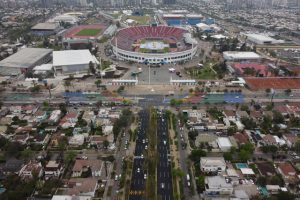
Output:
[111,25,198,64]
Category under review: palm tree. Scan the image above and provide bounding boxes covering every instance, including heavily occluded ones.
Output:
[95,80,102,88]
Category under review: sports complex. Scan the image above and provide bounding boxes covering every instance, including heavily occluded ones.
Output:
[63,24,106,39]
[111,25,198,64]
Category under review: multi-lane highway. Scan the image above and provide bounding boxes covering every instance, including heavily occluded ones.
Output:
[157,110,174,200]
[129,110,149,200]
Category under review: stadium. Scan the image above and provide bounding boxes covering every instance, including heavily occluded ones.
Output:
[111,25,198,64]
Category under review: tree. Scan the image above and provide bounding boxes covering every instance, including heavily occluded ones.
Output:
[273,111,284,124]
[223,152,233,161]
[103,140,109,149]
[189,149,206,162]
[285,89,292,96]
[265,88,271,95]
[59,103,67,115]
[256,176,266,186]
[95,80,102,88]
[89,61,96,74]
[295,139,300,153]
[65,151,77,165]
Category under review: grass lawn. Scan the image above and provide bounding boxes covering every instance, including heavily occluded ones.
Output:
[75,28,101,36]
[186,63,217,79]
[126,15,150,25]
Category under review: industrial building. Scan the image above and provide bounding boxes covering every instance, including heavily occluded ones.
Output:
[53,50,99,75]
[244,33,284,45]
[223,51,261,61]
[0,48,53,76]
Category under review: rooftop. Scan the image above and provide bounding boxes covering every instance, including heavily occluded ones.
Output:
[0,48,52,69]
[31,22,59,30]
[53,50,99,67]
[223,51,261,60]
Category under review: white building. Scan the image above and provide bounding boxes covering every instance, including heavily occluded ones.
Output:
[69,134,85,146]
[53,50,99,75]
[200,157,226,172]
[223,51,261,61]
[244,33,284,45]
[205,176,233,196]
[216,137,232,152]
[49,110,61,123]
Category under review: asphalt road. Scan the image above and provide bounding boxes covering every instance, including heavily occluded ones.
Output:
[129,110,149,200]
[157,111,174,200]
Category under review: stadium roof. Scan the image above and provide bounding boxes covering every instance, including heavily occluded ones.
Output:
[0,48,52,69]
[53,50,99,66]
[31,23,59,30]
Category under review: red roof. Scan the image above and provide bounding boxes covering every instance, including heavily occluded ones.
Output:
[278,162,296,176]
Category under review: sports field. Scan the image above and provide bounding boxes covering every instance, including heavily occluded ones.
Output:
[75,28,101,36]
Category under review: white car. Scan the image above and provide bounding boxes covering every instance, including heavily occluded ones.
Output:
[163,140,167,145]
[141,154,144,159]
[144,174,147,179]
[115,175,118,181]
[137,168,140,173]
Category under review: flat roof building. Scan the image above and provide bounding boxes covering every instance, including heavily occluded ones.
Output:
[223,51,261,61]
[53,50,99,75]
[205,176,233,196]
[245,33,284,45]
[0,48,52,76]
[217,137,232,152]
[200,157,226,172]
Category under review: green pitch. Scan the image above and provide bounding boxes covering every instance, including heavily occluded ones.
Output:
[75,28,101,36]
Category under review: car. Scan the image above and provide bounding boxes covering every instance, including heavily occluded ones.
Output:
[163,140,167,145]
[145,145,148,150]
[115,175,118,181]
[187,181,191,187]
[142,139,145,144]
[144,174,147,179]
[141,154,144,159]
[161,183,165,189]
[137,168,140,173]
[119,174,122,179]
[124,146,127,150]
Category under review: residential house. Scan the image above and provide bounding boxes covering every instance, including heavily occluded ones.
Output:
[263,134,276,146]
[0,125,7,135]
[21,105,38,115]
[72,159,103,177]
[49,110,62,124]
[236,111,249,119]
[69,134,85,146]
[249,111,263,121]
[19,161,43,180]
[205,176,233,196]
[32,133,51,146]
[60,112,78,129]
[63,178,98,197]
[103,125,113,135]
[13,134,30,144]
[3,158,24,174]
[216,137,232,152]
[233,133,249,146]
[89,135,112,149]
[223,110,236,121]
[82,110,96,125]
[278,162,297,178]
[35,111,48,123]
[283,134,298,148]
[44,160,63,179]
[200,157,226,172]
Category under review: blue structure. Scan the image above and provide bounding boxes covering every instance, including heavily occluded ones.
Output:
[204,18,215,25]
[187,18,201,26]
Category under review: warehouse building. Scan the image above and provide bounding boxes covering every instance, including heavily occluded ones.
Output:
[223,51,261,61]
[53,50,99,75]
[244,33,284,45]
[0,48,53,76]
